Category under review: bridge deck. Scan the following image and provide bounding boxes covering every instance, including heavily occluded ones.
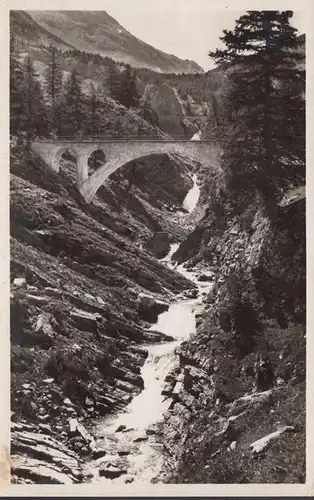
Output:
[32,138,213,144]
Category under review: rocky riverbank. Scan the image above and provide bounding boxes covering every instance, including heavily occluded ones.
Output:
[157,185,306,484]
[10,146,199,484]
[10,144,306,485]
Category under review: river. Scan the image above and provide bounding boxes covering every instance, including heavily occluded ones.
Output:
[87,174,213,484]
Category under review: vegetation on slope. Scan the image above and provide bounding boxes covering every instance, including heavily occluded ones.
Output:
[163,11,306,485]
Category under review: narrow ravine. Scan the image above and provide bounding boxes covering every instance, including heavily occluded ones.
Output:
[86,173,214,484]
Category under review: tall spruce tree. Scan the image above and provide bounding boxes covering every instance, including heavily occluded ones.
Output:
[44,46,63,136]
[10,34,25,141]
[21,55,48,143]
[61,69,85,136]
[209,11,305,206]
[117,64,140,108]
[106,63,121,102]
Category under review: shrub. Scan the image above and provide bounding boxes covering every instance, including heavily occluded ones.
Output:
[45,349,90,381]
[225,270,260,355]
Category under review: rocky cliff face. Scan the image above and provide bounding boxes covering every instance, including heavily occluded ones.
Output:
[141,84,199,137]
[10,146,196,484]
[158,184,306,483]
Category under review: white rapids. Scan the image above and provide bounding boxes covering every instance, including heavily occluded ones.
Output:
[182,174,200,213]
[88,174,213,484]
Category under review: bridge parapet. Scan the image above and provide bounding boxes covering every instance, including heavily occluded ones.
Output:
[31,138,220,203]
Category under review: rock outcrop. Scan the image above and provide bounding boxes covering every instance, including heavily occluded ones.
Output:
[158,182,305,484]
[142,84,198,137]
[10,145,196,484]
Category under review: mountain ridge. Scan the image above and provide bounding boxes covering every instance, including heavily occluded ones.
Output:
[16,10,204,74]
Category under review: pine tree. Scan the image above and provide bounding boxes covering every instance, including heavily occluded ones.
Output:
[44,45,63,136]
[10,34,25,141]
[21,55,48,143]
[209,11,305,206]
[117,64,140,108]
[106,63,121,101]
[61,69,85,137]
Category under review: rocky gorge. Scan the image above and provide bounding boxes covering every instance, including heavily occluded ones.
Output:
[9,8,306,486]
[10,140,305,485]
[159,177,306,484]
[10,142,206,484]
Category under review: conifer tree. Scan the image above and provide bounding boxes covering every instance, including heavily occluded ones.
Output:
[10,34,24,141]
[106,63,121,102]
[209,11,305,205]
[44,45,63,135]
[117,64,140,108]
[21,55,48,143]
[61,69,85,136]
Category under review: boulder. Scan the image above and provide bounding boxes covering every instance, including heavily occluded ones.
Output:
[138,294,169,322]
[184,289,198,299]
[162,381,176,397]
[250,425,296,456]
[93,449,107,460]
[117,449,130,456]
[133,434,148,443]
[229,390,272,417]
[13,277,27,288]
[63,398,73,406]
[28,313,55,348]
[116,425,127,433]
[197,274,212,282]
[44,287,62,297]
[99,464,127,479]
[148,232,170,259]
[69,309,101,331]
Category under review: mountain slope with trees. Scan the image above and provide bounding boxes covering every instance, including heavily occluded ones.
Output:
[160,11,306,484]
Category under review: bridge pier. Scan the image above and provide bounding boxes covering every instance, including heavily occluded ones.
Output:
[76,151,89,189]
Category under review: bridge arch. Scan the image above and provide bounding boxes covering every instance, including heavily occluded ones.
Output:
[52,147,78,173]
[80,146,219,203]
[30,139,220,203]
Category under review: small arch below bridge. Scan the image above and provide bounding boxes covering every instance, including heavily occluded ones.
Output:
[87,149,107,176]
[53,147,77,174]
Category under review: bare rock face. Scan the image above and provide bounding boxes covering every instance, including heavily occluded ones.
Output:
[138,293,169,323]
[11,422,84,484]
[147,232,171,259]
[142,84,198,137]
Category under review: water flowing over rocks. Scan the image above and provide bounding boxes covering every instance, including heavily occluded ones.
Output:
[156,177,305,484]
[10,136,305,485]
[10,144,206,484]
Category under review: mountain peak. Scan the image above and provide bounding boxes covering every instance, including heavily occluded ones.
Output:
[22,10,203,74]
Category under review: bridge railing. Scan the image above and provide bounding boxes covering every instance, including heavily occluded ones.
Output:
[32,135,214,143]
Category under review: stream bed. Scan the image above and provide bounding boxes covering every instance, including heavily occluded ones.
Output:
[86,174,213,484]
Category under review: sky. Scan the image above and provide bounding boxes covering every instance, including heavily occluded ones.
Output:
[99,0,307,70]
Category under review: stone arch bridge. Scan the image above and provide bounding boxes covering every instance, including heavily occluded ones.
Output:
[31,138,220,203]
